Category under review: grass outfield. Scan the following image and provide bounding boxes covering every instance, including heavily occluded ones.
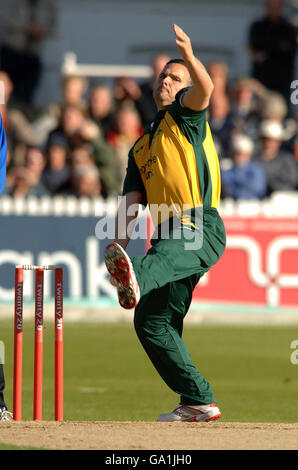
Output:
[0,320,297,422]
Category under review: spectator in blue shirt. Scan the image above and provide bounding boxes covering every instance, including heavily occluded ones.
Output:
[221,134,267,200]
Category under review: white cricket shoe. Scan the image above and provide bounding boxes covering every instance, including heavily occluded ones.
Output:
[105,242,140,309]
[157,403,222,422]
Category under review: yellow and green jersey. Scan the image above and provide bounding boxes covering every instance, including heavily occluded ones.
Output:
[123,88,221,226]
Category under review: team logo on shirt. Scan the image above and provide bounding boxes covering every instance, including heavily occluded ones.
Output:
[139,155,157,180]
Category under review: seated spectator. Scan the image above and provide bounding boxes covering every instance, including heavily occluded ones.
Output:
[42,134,70,194]
[70,165,102,198]
[221,134,267,200]
[88,84,115,138]
[68,144,98,193]
[0,71,35,166]
[258,91,297,153]
[113,76,142,110]
[207,61,229,96]
[70,120,120,197]
[71,144,96,169]
[24,145,49,195]
[47,103,89,149]
[260,91,288,122]
[255,120,297,195]
[25,145,46,180]
[62,75,88,108]
[229,77,266,140]
[135,53,171,125]
[107,106,144,185]
[31,75,89,147]
[49,75,88,120]
[208,93,235,158]
[4,166,49,198]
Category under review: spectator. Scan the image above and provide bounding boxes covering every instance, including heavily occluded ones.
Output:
[31,75,89,148]
[47,103,87,149]
[88,84,115,138]
[248,0,297,103]
[0,70,36,165]
[135,53,171,125]
[207,61,229,96]
[70,165,102,198]
[107,106,144,186]
[208,92,235,158]
[61,75,88,108]
[24,144,50,195]
[70,119,120,196]
[256,120,297,195]
[4,165,49,197]
[221,134,267,200]
[71,144,96,169]
[229,77,266,141]
[49,75,88,121]
[113,76,142,110]
[0,0,57,107]
[42,134,70,194]
[260,90,288,122]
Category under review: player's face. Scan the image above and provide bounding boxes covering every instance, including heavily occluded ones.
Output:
[153,63,191,109]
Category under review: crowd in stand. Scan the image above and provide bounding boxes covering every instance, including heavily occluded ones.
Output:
[0,0,297,202]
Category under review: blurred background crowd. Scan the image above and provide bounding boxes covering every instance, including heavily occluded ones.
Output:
[0,0,297,202]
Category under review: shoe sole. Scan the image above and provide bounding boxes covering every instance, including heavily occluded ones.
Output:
[105,243,139,309]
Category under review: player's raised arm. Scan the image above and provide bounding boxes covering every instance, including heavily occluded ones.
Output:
[173,24,214,111]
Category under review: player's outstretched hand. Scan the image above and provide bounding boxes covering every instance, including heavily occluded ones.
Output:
[173,24,194,62]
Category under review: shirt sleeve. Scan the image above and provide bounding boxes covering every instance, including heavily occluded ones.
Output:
[122,148,147,206]
[0,114,7,195]
[167,87,207,146]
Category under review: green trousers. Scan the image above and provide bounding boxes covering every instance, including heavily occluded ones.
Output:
[132,208,226,405]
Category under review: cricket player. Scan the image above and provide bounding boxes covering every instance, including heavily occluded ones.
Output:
[0,113,11,421]
[105,24,226,422]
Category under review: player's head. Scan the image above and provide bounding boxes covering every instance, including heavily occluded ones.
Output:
[153,59,192,110]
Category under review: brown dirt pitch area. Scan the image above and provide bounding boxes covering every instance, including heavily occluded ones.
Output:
[0,421,298,450]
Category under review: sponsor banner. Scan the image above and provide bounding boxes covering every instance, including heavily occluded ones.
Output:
[0,214,146,302]
[1,213,297,308]
[194,217,298,307]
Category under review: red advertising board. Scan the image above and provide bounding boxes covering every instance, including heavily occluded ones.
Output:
[194,217,298,307]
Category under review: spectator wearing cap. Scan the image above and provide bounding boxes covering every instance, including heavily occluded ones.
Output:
[42,134,70,194]
[221,134,267,200]
[256,120,297,195]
